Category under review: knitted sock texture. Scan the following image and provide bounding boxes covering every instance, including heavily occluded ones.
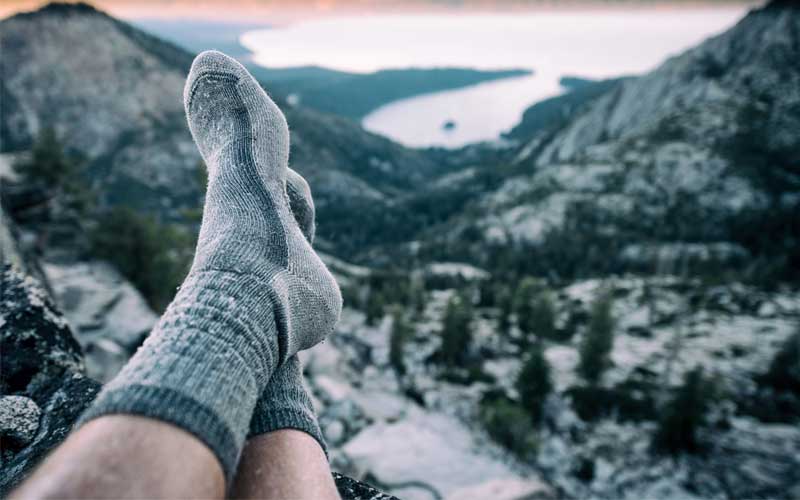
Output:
[249,356,326,454]
[77,51,341,482]
[249,169,326,454]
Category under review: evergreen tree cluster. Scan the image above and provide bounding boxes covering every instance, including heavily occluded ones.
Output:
[12,127,94,223]
[347,272,426,326]
[514,277,557,343]
[478,390,539,459]
[91,207,195,312]
[14,127,82,189]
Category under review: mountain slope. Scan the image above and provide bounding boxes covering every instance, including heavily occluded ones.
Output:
[4,2,798,277]
[504,76,629,143]
[427,1,800,283]
[0,2,439,248]
[532,3,800,167]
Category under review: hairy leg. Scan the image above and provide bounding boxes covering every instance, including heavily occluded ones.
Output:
[10,416,225,500]
[231,430,340,500]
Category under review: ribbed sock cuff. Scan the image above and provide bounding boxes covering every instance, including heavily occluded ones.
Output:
[249,407,328,458]
[76,384,241,482]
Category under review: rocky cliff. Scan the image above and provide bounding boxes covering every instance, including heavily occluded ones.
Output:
[532,3,799,167]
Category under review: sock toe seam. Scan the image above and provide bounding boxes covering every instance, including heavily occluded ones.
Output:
[186,71,240,110]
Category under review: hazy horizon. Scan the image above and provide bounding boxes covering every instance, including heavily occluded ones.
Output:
[238,6,748,146]
[1,0,763,22]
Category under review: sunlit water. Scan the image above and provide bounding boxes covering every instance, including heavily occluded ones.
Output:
[241,8,748,148]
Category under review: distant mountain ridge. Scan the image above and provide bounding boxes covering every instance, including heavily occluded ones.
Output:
[530,1,800,166]
[134,18,532,120]
[267,67,532,120]
[414,0,800,283]
[0,2,440,250]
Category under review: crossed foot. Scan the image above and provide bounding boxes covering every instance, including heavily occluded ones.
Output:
[80,51,342,482]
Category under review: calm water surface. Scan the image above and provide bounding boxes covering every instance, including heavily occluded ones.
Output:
[242,8,748,148]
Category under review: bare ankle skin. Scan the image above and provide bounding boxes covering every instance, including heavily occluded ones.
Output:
[10,415,225,500]
[231,430,340,500]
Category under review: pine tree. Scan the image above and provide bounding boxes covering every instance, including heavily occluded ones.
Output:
[479,392,539,459]
[760,328,800,394]
[516,343,553,423]
[407,279,427,314]
[578,292,615,383]
[531,294,556,339]
[653,368,713,454]
[13,127,92,216]
[14,127,77,187]
[497,284,513,335]
[439,292,473,367]
[478,279,497,308]
[389,308,413,376]
[365,290,385,326]
[514,278,556,342]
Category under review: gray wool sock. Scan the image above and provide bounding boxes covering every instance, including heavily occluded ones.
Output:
[77,51,341,482]
[249,356,327,452]
[249,169,326,454]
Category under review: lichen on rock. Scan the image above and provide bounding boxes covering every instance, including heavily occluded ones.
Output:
[0,396,41,447]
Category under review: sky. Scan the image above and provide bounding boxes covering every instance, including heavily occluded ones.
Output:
[0,0,761,22]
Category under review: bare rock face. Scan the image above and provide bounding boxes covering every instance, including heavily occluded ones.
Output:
[0,3,191,156]
[0,2,199,211]
[333,473,400,500]
[532,3,800,166]
[0,266,102,495]
[0,372,102,496]
[42,260,159,382]
[0,266,85,396]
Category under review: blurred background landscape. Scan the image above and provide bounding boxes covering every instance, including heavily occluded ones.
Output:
[1,0,799,498]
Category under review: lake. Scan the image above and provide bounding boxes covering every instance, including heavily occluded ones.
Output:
[241,7,749,148]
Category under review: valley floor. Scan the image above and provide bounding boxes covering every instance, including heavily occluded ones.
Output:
[44,257,800,500]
